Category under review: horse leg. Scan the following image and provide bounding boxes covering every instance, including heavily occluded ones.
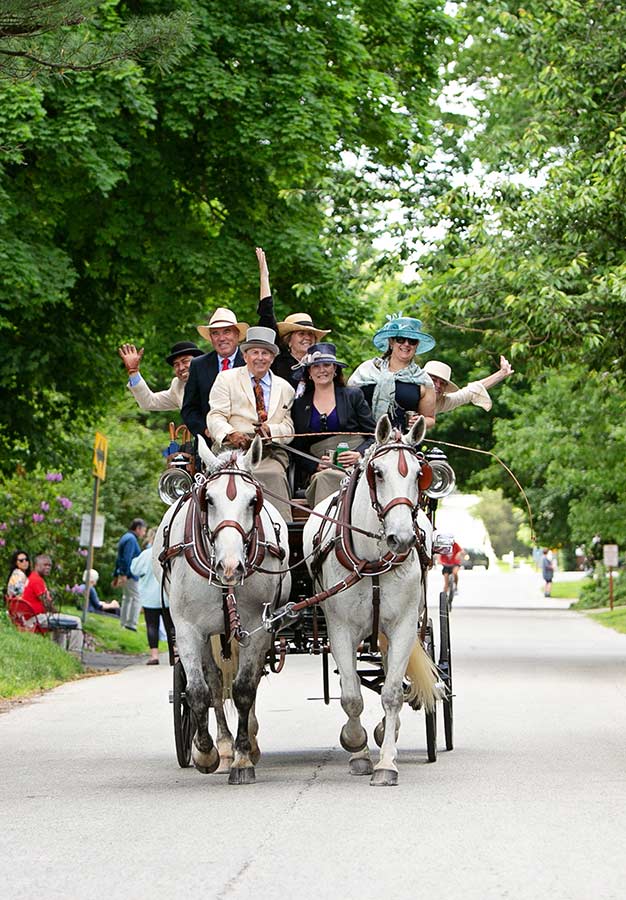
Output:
[177,623,219,774]
[371,620,415,786]
[328,626,369,766]
[248,701,261,766]
[229,641,266,785]
[203,639,235,773]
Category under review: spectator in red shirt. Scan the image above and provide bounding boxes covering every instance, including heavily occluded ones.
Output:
[23,555,83,653]
[439,541,464,596]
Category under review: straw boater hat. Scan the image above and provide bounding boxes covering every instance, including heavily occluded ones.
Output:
[240,326,280,356]
[294,342,347,370]
[164,341,203,366]
[197,307,249,342]
[276,313,330,342]
[372,315,436,354]
[423,360,460,393]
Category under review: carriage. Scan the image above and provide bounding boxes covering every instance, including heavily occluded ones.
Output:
[156,419,457,783]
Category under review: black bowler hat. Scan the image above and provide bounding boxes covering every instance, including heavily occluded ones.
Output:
[165,341,203,366]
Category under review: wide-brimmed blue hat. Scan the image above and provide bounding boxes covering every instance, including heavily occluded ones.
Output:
[293,342,347,370]
[372,315,436,354]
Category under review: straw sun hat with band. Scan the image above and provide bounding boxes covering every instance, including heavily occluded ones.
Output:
[197,307,249,342]
[276,313,330,342]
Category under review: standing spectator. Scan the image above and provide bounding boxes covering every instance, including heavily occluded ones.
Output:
[542,549,554,598]
[131,529,173,665]
[81,569,119,615]
[113,518,147,631]
[440,541,464,596]
[5,549,30,600]
[22,554,83,652]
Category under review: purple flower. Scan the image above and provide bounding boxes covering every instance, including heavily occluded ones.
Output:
[40,501,50,512]
[57,497,73,510]
[71,584,85,594]
[32,513,45,523]
[45,472,63,482]
[0,538,5,547]
[77,548,88,557]
[0,522,7,530]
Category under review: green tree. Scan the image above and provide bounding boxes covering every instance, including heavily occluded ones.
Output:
[0,0,452,471]
[472,488,530,558]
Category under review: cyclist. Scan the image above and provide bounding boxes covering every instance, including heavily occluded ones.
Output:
[440,540,464,599]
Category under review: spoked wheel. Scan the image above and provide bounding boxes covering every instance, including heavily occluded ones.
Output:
[172,659,193,768]
[439,591,454,751]
[424,619,437,763]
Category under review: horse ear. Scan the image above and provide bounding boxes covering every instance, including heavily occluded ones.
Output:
[375,414,392,444]
[197,435,219,472]
[405,415,426,446]
[242,434,263,471]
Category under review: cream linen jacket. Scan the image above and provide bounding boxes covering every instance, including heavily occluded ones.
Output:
[128,375,184,411]
[207,367,295,446]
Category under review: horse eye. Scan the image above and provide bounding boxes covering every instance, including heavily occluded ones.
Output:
[374,467,383,480]
[249,496,257,508]
[206,496,214,507]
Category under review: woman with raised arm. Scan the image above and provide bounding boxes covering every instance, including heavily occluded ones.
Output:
[423,356,514,417]
[292,343,376,508]
[348,314,436,431]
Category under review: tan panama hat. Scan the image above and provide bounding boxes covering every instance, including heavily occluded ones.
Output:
[197,307,249,342]
[276,313,330,341]
[423,360,460,393]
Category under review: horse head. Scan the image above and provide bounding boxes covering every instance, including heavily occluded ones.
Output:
[198,435,264,585]
[364,414,428,555]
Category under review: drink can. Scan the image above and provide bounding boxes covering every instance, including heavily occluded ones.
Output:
[333,441,350,467]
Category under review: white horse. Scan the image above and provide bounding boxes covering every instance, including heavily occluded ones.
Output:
[303,415,440,786]
[153,436,291,784]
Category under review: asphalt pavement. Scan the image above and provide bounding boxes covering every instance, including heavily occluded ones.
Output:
[2,567,626,899]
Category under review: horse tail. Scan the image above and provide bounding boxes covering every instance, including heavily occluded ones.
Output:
[209,635,240,700]
[378,633,443,713]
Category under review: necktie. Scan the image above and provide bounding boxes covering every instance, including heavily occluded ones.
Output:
[253,377,268,423]
[221,358,229,372]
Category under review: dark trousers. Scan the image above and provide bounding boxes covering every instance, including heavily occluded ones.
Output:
[143,606,174,650]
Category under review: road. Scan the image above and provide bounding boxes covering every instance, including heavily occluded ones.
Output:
[2,567,626,900]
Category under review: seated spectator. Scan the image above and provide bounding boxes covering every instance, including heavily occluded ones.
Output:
[81,569,120,615]
[22,554,83,653]
[206,326,295,522]
[131,529,173,665]
[348,314,436,430]
[292,343,375,508]
[5,549,30,600]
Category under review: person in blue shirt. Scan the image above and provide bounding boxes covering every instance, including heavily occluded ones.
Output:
[130,529,173,665]
[113,518,146,631]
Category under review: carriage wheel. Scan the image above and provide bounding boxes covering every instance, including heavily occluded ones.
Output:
[424,619,437,763]
[173,659,193,768]
[322,646,331,705]
[439,592,454,751]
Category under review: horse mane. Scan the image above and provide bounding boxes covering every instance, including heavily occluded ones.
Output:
[210,449,245,472]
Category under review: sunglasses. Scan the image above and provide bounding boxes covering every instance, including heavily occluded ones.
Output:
[17,556,29,562]
[394,337,419,346]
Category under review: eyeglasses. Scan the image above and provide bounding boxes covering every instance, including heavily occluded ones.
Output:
[394,337,419,346]
[17,557,29,562]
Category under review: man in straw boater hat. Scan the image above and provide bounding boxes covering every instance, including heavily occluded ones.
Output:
[423,355,514,418]
[118,340,204,411]
[182,247,276,439]
[207,326,295,523]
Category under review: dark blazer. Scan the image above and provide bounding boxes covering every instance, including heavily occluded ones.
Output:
[181,295,277,436]
[272,347,301,390]
[292,385,376,478]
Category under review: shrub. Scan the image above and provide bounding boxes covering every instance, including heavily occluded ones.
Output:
[573,569,626,610]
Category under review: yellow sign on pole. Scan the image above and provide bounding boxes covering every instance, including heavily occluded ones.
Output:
[93,431,108,481]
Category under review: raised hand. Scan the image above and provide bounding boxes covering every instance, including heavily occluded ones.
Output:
[118,344,144,375]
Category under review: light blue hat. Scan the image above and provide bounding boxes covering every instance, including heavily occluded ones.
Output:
[372,314,436,354]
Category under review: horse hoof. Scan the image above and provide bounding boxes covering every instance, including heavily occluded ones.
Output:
[350,757,373,776]
[228,766,256,785]
[370,768,398,787]
[192,745,220,774]
[340,724,368,754]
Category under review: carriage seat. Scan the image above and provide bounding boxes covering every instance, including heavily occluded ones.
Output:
[290,498,311,521]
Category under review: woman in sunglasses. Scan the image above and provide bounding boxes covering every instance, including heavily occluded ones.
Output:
[5,550,31,600]
[348,314,436,431]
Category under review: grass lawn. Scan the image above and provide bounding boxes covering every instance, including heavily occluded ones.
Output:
[0,614,82,698]
[588,607,626,635]
[550,580,584,600]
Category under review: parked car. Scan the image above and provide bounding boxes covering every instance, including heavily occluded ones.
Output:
[462,548,490,570]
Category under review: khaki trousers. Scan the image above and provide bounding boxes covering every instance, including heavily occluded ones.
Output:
[304,434,362,509]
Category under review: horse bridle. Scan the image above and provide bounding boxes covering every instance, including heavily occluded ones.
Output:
[203,465,264,547]
[364,441,433,522]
